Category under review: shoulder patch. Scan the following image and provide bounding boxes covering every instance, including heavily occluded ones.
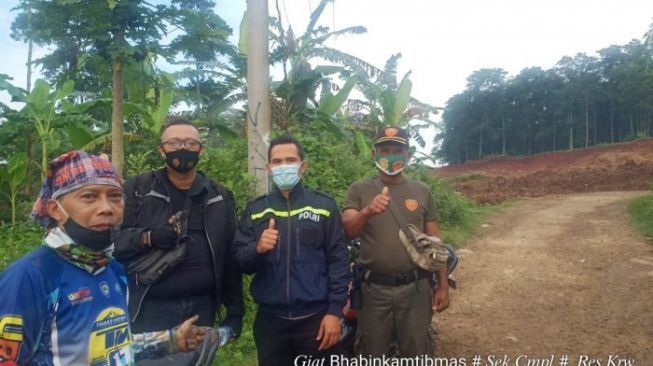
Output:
[251,193,270,202]
[313,190,335,201]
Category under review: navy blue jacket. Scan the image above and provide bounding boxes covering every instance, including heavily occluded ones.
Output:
[233,182,351,318]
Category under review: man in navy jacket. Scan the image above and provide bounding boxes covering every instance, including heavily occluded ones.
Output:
[233,135,350,366]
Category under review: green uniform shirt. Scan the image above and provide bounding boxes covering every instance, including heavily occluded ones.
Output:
[343,176,438,274]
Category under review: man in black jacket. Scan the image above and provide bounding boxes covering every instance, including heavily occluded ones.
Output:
[114,116,244,341]
[233,135,350,366]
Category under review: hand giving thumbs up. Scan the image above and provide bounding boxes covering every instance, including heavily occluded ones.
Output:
[256,218,279,253]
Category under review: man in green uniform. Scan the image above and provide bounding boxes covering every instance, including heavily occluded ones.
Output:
[342,126,449,357]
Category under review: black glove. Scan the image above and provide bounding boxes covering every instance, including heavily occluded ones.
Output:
[148,224,179,249]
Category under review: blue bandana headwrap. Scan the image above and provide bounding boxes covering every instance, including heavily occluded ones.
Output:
[31,150,123,227]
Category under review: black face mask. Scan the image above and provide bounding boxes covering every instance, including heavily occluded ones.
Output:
[63,217,114,251]
[165,149,200,173]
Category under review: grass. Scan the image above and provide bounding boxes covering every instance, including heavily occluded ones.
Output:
[441,199,518,247]
[628,192,653,239]
[444,173,491,185]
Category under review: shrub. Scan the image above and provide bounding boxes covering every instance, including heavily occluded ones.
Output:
[0,222,44,271]
[628,193,653,239]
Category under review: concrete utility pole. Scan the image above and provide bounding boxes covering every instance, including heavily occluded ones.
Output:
[246,0,271,195]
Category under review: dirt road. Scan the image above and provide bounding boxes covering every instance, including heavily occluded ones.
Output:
[436,191,653,366]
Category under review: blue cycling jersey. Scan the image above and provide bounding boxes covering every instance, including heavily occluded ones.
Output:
[0,246,135,366]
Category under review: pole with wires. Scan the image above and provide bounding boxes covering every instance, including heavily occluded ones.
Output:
[246,0,272,195]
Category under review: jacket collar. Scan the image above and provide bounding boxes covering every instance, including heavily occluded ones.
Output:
[270,181,305,203]
[155,168,210,198]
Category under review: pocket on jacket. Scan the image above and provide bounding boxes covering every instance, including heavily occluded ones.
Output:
[296,221,325,263]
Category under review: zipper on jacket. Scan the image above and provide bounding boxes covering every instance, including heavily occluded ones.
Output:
[295,222,300,259]
[133,173,169,320]
[204,203,220,299]
[286,198,292,318]
[131,284,152,322]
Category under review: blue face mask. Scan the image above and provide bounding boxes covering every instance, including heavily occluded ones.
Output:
[271,164,301,191]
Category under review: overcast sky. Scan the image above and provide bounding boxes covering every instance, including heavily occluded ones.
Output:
[1,0,652,152]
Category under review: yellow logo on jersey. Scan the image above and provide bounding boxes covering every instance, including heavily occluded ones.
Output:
[88,307,133,366]
[0,315,24,364]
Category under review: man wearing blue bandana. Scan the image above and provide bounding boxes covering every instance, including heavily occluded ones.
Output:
[233,135,351,366]
[0,151,207,366]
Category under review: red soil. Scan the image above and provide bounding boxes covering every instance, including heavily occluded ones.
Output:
[432,138,653,203]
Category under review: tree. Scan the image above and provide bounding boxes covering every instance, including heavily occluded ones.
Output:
[354,53,439,153]
[269,0,378,129]
[464,68,507,156]
[0,153,28,225]
[168,0,242,121]
[436,90,475,163]
[19,79,76,180]
[12,0,170,175]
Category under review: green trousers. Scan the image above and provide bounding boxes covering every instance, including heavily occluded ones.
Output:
[354,277,434,357]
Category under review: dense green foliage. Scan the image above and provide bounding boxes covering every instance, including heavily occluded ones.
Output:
[0,132,491,366]
[628,193,653,239]
[6,1,646,364]
[437,32,653,164]
[0,222,43,271]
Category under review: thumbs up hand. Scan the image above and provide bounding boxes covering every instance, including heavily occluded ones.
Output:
[256,218,280,254]
[364,186,390,217]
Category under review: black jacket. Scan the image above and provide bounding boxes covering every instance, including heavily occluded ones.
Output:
[114,169,244,335]
[233,182,350,318]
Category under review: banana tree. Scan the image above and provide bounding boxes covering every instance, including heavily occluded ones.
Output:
[269,0,380,128]
[67,71,176,150]
[310,76,357,138]
[0,153,28,225]
[19,79,74,180]
[354,53,440,149]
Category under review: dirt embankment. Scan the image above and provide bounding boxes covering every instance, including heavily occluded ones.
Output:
[435,191,653,365]
[433,139,653,204]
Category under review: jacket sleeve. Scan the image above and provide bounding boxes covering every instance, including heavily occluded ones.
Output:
[114,177,148,262]
[0,261,50,365]
[325,199,352,317]
[218,191,244,337]
[232,203,266,274]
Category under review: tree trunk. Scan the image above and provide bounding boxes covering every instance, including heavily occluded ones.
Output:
[26,135,33,197]
[11,190,17,226]
[26,39,33,92]
[526,120,533,156]
[585,98,589,148]
[568,110,574,151]
[592,105,597,145]
[40,128,48,181]
[610,106,614,143]
[112,59,125,176]
[196,62,202,115]
[501,114,506,155]
[26,6,33,92]
[478,121,483,157]
[629,115,634,137]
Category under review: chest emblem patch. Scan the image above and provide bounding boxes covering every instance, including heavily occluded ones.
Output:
[100,281,110,298]
[405,199,419,211]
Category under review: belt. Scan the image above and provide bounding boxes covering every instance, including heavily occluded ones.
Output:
[365,268,431,287]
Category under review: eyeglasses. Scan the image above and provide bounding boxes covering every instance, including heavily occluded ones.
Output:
[160,138,202,151]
